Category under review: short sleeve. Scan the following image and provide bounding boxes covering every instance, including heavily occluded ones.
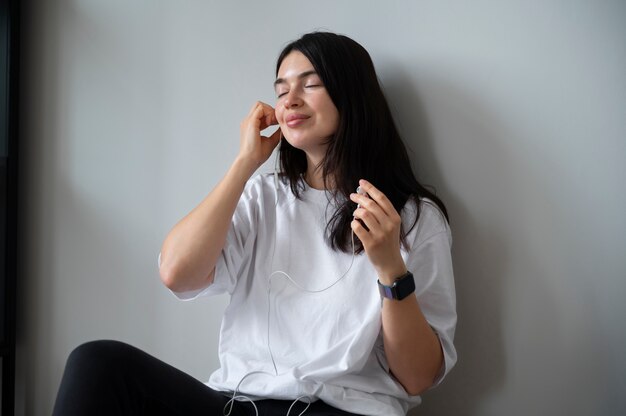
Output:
[404,201,457,387]
[166,177,263,300]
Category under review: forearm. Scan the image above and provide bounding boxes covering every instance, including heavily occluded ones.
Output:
[350,180,445,395]
[382,295,443,395]
[159,157,257,293]
[379,267,443,396]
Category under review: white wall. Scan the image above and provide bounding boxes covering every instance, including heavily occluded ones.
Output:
[16,0,626,415]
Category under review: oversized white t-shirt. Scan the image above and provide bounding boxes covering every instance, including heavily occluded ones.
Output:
[172,173,457,416]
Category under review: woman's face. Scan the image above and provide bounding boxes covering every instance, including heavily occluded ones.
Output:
[274,51,339,158]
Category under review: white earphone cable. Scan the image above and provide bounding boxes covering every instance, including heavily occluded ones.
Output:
[222,164,357,416]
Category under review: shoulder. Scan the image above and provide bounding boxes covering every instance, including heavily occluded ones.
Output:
[240,172,297,208]
[402,197,452,249]
[243,172,285,197]
[244,172,275,192]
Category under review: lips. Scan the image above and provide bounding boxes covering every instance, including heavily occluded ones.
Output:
[285,113,310,127]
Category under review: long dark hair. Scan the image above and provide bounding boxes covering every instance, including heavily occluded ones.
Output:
[276,32,448,253]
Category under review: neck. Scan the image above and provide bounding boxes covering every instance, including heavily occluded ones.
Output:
[305,166,325,190]
[305,154,333,190]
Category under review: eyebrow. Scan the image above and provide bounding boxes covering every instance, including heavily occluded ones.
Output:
[274,70,318,88]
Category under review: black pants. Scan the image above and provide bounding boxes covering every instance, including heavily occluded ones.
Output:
[52,340,359,416]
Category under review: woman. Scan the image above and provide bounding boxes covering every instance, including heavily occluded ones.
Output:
[53,32,456,416]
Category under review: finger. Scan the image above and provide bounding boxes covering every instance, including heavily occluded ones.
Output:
[264,127,282,146]
[269,127,282,139]
[265,105,278,126]
[356,209,394,245]
[262,110,278,130]
[247,101,264,117]
[247,101,274,121]
[350,193,387,224]
[352,206,382,231]
[351,219,372,246]
[257,105,278,130]
[357,179,397,217]
[245,104,264,132]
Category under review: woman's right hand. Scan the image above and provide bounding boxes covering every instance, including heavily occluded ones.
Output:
[238,101,282,169]
[160,102,281,294]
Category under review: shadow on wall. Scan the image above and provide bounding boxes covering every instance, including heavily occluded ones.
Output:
[383,67,509,415]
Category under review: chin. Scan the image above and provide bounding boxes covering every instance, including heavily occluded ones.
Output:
[282,131,333,153]
[283,137,310,151]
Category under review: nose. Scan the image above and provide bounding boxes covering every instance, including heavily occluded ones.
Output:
[282,89,303,109]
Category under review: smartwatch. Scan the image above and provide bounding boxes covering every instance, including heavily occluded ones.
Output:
[377,271,415,300]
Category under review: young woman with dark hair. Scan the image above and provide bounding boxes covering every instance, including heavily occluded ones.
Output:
[275,32,448,253]
[53,32,456,416]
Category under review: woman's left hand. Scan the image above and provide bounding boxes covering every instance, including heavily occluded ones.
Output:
[350,179,407,283]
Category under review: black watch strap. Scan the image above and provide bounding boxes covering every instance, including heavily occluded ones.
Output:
[377,271,415,300]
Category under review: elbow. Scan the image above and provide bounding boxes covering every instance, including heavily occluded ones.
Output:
[159,259,181,292]
[396,364,442,396]
[158,255,189,293]
[402,377,435,397]
[158,255,214,293]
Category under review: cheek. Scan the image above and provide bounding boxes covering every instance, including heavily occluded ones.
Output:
[318,97,339,120]
[323,102,340,130]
